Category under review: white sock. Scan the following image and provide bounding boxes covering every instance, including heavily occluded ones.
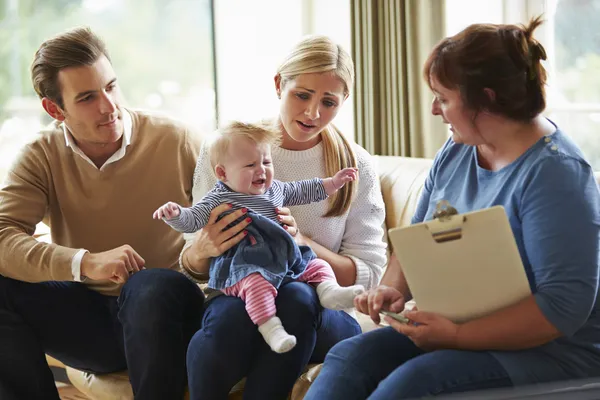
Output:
[316,280,365,310]
[257,316,297,353]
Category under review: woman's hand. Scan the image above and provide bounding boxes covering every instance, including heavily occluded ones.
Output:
[185,204,251,271]
[276,207,309,246]
[385,310,460,351]
[354,285,405,325]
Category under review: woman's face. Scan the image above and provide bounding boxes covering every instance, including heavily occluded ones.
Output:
[276,72,347,150]
[430,76,483,145]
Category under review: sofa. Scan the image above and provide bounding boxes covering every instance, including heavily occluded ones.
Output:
[45,154,431,399]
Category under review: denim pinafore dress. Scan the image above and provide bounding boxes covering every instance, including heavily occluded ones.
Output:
[208,211,316,290]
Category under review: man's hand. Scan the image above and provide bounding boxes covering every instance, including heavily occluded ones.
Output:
[354,285,405,325]
[153,202,181,221]
[81,245,145,284]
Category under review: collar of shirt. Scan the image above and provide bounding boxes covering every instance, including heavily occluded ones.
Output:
[62,109,132,171]
[216,181,234,192]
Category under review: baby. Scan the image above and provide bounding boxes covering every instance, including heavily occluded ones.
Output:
[154,121,365,353]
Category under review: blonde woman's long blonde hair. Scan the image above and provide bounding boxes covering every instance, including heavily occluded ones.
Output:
[276,35,357,217]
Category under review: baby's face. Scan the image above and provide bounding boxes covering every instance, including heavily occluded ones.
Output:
[220,137,274,195]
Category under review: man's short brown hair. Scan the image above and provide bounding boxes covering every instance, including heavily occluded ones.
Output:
[31,27,110,109]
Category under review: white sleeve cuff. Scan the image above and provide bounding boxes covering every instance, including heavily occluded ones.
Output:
[347,254,383,290]
[71,249,89,282]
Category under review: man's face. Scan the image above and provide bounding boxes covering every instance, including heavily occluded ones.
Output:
[56,55,125,147]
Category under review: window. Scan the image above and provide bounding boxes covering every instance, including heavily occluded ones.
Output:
[445,0,504,36]
[213,0,354,138]
[0,0,216,187]
[544,0,600,169]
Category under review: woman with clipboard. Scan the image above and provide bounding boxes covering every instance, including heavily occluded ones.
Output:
[305,16,600,400]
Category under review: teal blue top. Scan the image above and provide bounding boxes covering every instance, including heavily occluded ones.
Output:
[412,125,600,384]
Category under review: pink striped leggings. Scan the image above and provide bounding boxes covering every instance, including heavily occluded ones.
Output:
[221,258,335,326]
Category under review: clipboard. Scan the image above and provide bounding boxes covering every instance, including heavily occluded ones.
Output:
[387,201,531,323]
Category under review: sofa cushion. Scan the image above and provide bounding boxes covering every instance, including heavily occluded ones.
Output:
[375,156,431,232]
[66,368,137,400]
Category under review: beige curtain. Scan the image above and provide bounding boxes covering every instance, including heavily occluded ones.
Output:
[351,0,448,158]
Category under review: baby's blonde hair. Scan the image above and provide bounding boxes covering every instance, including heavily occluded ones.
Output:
[209,121,281,170]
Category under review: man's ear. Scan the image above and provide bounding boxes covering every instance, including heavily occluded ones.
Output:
[215,164,227,181]
[41,98,65,121]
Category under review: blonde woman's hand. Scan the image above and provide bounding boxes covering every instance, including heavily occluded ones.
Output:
[187,204,251,263]
[276,207,309,246]
[354,285,406,325]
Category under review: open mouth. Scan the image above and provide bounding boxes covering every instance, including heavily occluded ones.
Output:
[297,120,316,130]
[252,179,266,186]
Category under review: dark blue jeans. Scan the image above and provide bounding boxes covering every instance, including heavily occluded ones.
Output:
[186,281,361,400]
[0,268,204,400]
[305,326,513,399]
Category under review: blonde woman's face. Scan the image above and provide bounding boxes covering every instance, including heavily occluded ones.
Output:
[276,72,347,150]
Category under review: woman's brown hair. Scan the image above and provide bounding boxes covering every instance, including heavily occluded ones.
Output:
[423,16,548,121]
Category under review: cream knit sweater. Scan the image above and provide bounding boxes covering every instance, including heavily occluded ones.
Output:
[181,140,387,290]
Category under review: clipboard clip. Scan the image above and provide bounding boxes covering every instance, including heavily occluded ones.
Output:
[428,200,465,243]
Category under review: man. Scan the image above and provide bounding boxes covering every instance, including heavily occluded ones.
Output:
[0,27,204,400]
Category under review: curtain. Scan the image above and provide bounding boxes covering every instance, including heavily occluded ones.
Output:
[351,0,448,158]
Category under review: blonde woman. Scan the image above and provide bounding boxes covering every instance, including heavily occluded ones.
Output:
[180,36,387,399]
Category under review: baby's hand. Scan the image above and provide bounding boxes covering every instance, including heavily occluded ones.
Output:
[332,167,358,189]
[153,202,181,221]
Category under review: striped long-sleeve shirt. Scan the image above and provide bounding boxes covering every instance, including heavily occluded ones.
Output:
[165,179,327,233]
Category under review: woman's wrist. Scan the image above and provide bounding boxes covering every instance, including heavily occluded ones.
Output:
[295,232,311,247]
[182,248,209,277]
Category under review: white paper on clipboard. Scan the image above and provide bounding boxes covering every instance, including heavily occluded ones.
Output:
[387,202,531,323]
